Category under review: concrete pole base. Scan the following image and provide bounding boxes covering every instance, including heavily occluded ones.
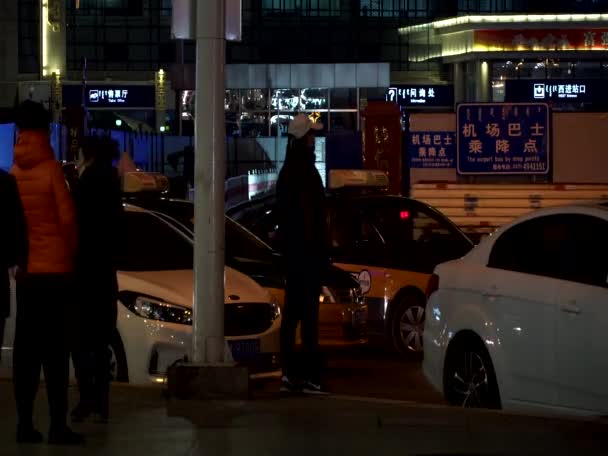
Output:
[166,363,250,401]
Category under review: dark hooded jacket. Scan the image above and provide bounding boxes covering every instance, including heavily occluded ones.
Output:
[74,160,123,281]
[275,136,328,267]
[0,170,27,318]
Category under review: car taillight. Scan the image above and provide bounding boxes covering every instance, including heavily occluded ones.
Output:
[425,274,439,300]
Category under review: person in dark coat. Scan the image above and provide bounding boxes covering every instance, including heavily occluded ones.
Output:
[71,135,124,423]
[0,169,27,362]
[276,113,329,395]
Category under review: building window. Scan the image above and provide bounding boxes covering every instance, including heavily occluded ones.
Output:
[360,0,432,18]
[262,0,341,16]
[67,0,171,72]
[73,0,144,16]
[18,0,39,74]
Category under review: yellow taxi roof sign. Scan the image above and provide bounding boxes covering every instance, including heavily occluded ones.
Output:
[328,170,389,190]
[122,172,170,193]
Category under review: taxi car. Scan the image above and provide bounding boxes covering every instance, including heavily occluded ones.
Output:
[227,170,474,356]
[2,172,282,385]
[123,195,368,345]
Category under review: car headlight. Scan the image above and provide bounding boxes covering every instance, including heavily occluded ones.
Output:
[119,291,192,325]
[319,286,336,305]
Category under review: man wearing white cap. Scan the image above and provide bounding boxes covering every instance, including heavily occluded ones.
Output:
[276,113,329,395]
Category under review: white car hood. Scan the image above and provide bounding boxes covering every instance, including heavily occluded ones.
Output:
[117,266,270,309]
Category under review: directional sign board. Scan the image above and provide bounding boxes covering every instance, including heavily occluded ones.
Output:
[457,103,550,175]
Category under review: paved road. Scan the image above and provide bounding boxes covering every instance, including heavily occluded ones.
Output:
[254,344,445,405]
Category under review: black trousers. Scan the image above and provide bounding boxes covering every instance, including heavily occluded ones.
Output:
[13,274,71,430]
[72,274,117,414]
[280,261,322,382]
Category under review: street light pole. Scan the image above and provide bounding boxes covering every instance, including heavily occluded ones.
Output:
[192,0,226,365]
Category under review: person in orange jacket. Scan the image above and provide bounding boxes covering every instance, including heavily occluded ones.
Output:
[11,100,83,446]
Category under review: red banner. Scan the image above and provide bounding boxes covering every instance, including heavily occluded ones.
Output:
[361,101,403,195]
[475,29,608,51]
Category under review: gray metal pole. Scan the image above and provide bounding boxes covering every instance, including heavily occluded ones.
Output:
[193,0,226,365]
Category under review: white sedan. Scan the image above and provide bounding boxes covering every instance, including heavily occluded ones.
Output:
[423,202,608,416]
[1,204,281,385]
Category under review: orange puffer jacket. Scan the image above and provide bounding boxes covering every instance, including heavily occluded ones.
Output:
[11,131,78,274]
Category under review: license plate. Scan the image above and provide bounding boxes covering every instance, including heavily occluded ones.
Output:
[228,339,260,360]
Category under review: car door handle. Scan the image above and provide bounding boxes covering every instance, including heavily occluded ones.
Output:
[560,302,582,315]
[482,285,500,298]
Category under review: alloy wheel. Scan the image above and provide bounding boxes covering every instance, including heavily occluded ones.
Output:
[450,351,490,408]
[399,305,425,353]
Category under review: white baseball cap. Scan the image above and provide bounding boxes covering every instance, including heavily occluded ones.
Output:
[288,113,323,139]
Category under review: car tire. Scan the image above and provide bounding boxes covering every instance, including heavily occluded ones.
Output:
[109,331,129,383]
[389,292,426,357]
[443,335,501,409]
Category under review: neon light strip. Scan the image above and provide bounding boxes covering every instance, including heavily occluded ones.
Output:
[399,13,608,35]
[409,46,608,62]
[41,1,48,76]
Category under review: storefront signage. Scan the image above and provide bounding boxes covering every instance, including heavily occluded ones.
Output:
[63,85,155,109]
[505,79,605,107]
[457,103,550,175]
[475,29,608,51]
[386,85,454,107]
[408,131,455,168]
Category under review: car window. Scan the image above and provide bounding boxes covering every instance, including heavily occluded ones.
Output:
[246,210,282,249]
[488,214,608,286]
[362,198,472,271]
[561,215,608,287]
[329,204,385,265]
[117,211,194,271]
[488,216,563,277]
[225,217,275,263]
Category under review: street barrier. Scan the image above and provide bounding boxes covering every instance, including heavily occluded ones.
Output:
[412,182,608,236]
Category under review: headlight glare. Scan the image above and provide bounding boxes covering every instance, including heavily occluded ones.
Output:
[119,291,192,325]
[319,286,336,304]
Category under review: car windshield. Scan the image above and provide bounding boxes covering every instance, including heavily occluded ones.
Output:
[117,210,194,271]
[124,197,275,263]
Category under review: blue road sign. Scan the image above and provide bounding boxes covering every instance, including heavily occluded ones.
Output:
[408,131,455,169]
[457,103,550,175]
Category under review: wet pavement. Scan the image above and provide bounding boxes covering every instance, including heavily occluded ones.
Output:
[0,378,606,456]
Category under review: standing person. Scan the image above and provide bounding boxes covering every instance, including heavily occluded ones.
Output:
[276,113,329,395]
[0,169,27,362]
[71,135,123,423]
[11,100,82,445]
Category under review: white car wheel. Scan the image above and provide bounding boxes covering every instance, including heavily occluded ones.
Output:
[444,336,501,409]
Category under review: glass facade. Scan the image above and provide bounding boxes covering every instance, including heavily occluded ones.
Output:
[66,0,172,73]
[223,88,360,138]
[262,0,341,15]
[18,0,40,75]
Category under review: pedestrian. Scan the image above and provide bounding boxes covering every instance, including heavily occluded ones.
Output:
[0,169,27,363]
[71,135,123,424]
[276,113,329,395]
[11,100,83,445]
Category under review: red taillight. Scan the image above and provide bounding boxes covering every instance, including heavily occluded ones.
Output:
[426,274,439,300]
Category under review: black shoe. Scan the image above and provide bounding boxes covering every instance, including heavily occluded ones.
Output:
[302,381,330,396]
[71,403,92,423]
[48,427,85,446]
[280,376,302,394]
[16,426,43,444]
